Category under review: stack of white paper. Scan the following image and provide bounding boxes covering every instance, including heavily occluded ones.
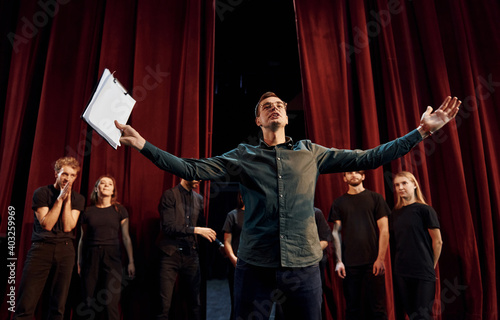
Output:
[82,68,136,149]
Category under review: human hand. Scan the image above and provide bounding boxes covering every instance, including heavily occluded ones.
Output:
[115,120,146,151]
[418,96,461,137]
[128,262,136,278]
[194,227,217,242]
[58,181,72,201]
[230,255,237,267]
[373,259,385,276]
[335,261,346,279]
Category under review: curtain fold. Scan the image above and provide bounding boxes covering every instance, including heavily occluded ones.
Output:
[294,0,499,319]
[0,1,214,319]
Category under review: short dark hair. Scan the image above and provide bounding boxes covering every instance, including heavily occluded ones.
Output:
[255,92,280,117]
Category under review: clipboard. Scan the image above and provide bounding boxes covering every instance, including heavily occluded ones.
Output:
[82,68,136,149]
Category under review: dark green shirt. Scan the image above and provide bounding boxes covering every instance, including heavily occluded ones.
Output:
[141,129,422,267]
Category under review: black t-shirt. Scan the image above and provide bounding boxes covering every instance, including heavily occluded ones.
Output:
[391,202,440,281]
[81,204,129,246]
[328,189,390,266]
[314,207,332,263]
[31,184,85,242]
[222,208,245,254]
[314,207,332,243]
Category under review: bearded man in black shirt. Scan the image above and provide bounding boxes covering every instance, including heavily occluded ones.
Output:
[329,171,390,320]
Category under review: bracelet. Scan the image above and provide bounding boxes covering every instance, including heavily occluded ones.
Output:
[417,125,433,138]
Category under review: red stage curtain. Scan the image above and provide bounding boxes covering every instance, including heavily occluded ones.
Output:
[0,0,214,319]
[295,0,500,319]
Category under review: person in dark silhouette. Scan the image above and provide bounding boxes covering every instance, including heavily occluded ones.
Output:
[156,179,216,320]
[222,192,245,320]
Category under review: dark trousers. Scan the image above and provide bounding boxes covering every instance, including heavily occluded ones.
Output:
[157,249,201,320]
[234,259,322,320]
[79,245,123,320]
[343,264,387,320]
[227,263,236,320]
[14,241,75,320]
[319,256,336,320]
[393,275,436,320]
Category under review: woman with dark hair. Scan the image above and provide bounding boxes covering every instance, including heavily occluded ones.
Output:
[391,171,443,320]
[78,175,135,320]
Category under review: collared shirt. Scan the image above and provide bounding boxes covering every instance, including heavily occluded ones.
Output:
[157,184,204,255]
[178,184,195,230]
[142,129,422,268]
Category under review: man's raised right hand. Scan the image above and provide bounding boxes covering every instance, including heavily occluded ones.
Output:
[115,120,146,151]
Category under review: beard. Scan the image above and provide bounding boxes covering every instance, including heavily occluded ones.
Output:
[348,180,362,187]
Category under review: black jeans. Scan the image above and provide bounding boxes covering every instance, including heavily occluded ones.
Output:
[343,264,387,320]
[79,245,123,320]
[157,249,201,320]
[227,263,236,320]
[14,241,75,320]
[393,274,436,320]
[234,259,322,320]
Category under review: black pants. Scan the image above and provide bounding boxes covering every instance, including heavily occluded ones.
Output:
[157,249,201,320]
[227,263,236,320]
[79,245,123,320]
[234,259,322,320]
[14,241,75,320]
[393,274,436,320]
[343,264,387,320]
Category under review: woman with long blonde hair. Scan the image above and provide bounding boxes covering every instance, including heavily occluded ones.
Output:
[78,175,135,320]
[391,171,443,319]
[393,171,428,210]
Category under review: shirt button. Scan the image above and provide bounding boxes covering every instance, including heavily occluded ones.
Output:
[278,175,282,179]
[280,194,283,198]
[277,157,281,161]
[280,235,284,239]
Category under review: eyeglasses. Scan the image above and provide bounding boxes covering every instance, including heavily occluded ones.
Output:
[260,101,287,112]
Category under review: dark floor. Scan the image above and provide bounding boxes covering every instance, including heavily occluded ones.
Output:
[206,278,231,320]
